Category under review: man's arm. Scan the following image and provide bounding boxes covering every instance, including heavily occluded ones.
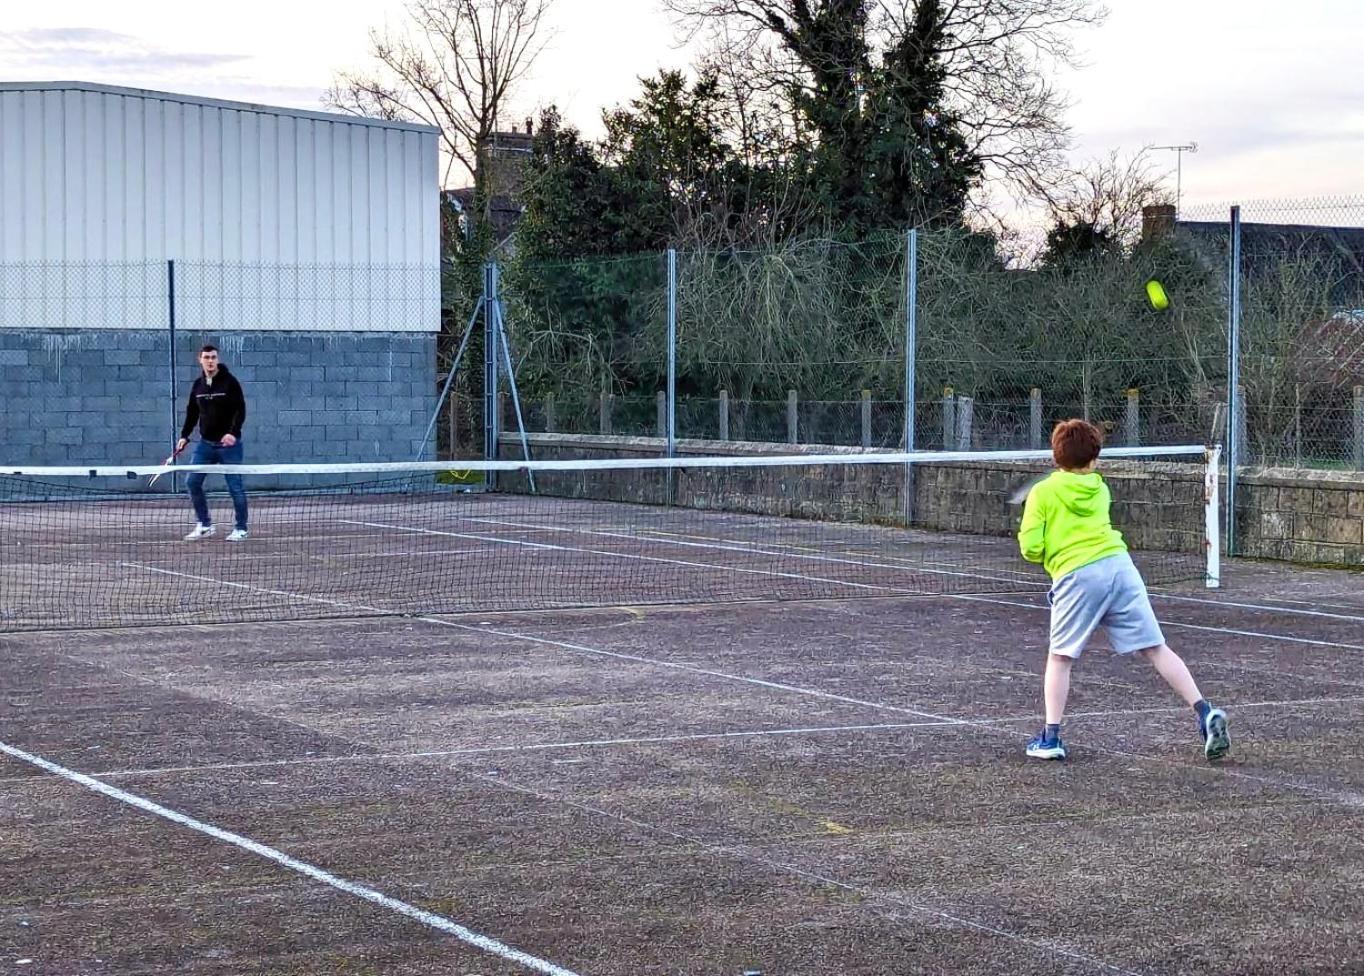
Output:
[1017,486,1048,564]
[227,375,246,438]
[179,386,199,442]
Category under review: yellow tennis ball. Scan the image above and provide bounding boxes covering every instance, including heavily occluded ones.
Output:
[1146,279,1170,311]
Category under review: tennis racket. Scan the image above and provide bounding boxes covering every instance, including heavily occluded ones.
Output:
[1008,472,1049,505]
[148,444,185,487]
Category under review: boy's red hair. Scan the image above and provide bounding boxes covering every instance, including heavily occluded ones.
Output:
[1052,419,1103,470]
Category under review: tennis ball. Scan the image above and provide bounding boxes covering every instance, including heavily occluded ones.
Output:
[1145,279,1170,311]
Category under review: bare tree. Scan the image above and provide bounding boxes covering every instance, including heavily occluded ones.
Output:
[1045,148,1170,253]
[665,0,1106,213]
[328,0,552,224]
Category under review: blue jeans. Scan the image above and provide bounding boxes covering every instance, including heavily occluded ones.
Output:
[186,439,248,531]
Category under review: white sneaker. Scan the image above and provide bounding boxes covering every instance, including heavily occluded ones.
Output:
[226,529,249,542]
[184,524,215,541]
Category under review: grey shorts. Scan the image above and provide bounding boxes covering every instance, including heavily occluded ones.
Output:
[1048,553,1165,658]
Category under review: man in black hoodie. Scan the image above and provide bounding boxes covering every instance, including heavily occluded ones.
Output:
[176,344,249,541]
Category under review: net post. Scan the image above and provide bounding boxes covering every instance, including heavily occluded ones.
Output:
[719,389,729,441]
[903,228,918,525]
[1226,205,1243,555]
[860,389,872,448]
[786,390,798,444]
[1204,445,1222,589]
[1029,388,1043,449]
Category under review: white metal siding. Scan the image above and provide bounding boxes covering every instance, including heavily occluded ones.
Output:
[0,84,440,332]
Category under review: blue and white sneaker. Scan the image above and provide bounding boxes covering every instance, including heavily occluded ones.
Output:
[1026,731,1067,760]
[1200,707,1230,761]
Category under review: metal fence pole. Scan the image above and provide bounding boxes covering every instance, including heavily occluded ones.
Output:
[666,248,677,505]
[786,389,798,444]
[719,389,729,441]
[1227,205,1243,554]
[482,262,499,489]
[1029,388,1043,449]
[167,259,178,493]
[666,248,677,457]
[904,228,918,524]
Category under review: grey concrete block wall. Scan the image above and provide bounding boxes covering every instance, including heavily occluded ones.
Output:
[1,330,437,485]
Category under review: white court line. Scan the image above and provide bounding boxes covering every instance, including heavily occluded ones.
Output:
[472,765,1150,976]
[430,508,1361,625]
[418,616,1364,809]
[89,694,1364,782]
[114,564,1364,809]
[1155,593,1364,623]
[451,514,1041,589]
[953,595,1364,652]
[57,566,1364,969]
[0,740,580,976]
[94,721,956,779]
[336,519,903,595]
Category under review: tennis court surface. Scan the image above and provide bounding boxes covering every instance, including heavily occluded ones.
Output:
[3,458,1363,975]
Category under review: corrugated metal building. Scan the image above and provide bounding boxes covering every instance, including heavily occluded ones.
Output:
[0,81,441,468]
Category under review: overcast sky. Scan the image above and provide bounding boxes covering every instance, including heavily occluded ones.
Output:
[3,0,1362,221]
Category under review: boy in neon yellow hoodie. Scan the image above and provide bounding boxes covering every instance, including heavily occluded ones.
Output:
[1018,419,1230,762]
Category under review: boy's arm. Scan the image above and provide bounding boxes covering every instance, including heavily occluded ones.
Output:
[1017,484,1047,564]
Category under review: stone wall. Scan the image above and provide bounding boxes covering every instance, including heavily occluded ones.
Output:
[1,330,436,482]
[497,433,1364,569]
[1238,467,1364,566]
[496,434,1210,557]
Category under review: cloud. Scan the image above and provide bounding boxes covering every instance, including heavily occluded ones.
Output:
[0,27,248,73]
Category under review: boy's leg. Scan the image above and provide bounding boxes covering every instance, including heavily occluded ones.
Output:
[1138,643,1203,706]
[1044,653,1075,725]
[1028,565,1106,760]
[1107,556,1230,760]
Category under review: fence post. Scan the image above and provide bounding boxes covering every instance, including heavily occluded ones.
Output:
[497,391,507,433]
[1354,386,1364,471]
[719,389,729,441]
[1294,384,1303,468]
[1029,388,1043,449]
[599,384,613,435]
[656,391,667,439]
[448,385,457,455]
[786,389,799,444]
[1124,389,1140,447]
[860,389,872,448]
[955,395,974,451]
[942,386,955,449]
[1236,384,1247,466]
[544,392,556,433]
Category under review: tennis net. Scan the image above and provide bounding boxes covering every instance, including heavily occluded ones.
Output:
[0,447,1218,632]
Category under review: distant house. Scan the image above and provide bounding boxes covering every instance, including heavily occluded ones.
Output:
[1143,205,1364,386]
[444,120,534,250]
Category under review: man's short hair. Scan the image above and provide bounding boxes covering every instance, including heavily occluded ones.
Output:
[200,344,218,355]
[1051,419,1103,469]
